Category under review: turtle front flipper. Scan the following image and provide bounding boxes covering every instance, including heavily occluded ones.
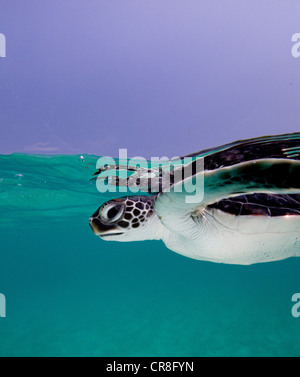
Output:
[153,158,300,236]
[203,158,300,204]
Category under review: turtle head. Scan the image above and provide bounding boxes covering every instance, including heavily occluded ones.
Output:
[89,195,161,242]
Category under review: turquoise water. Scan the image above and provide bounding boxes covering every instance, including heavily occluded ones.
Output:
[0,154,300,356]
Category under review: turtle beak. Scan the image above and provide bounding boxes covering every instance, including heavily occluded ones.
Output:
[89,217,102,235]
[89,217,123,238]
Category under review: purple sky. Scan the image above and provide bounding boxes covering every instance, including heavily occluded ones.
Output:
[0,1,300,158]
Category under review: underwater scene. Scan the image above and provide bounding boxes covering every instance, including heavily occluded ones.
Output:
[0,153,300,357]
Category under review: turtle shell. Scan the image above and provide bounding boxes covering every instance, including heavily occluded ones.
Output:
[184,132,300,171]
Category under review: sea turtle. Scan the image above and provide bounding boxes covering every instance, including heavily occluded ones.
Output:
[89,133,300,265]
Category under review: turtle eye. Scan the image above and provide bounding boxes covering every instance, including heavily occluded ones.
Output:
[100,203,124,223]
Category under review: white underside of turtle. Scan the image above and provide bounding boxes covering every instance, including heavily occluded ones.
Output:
[158,206,300,265]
